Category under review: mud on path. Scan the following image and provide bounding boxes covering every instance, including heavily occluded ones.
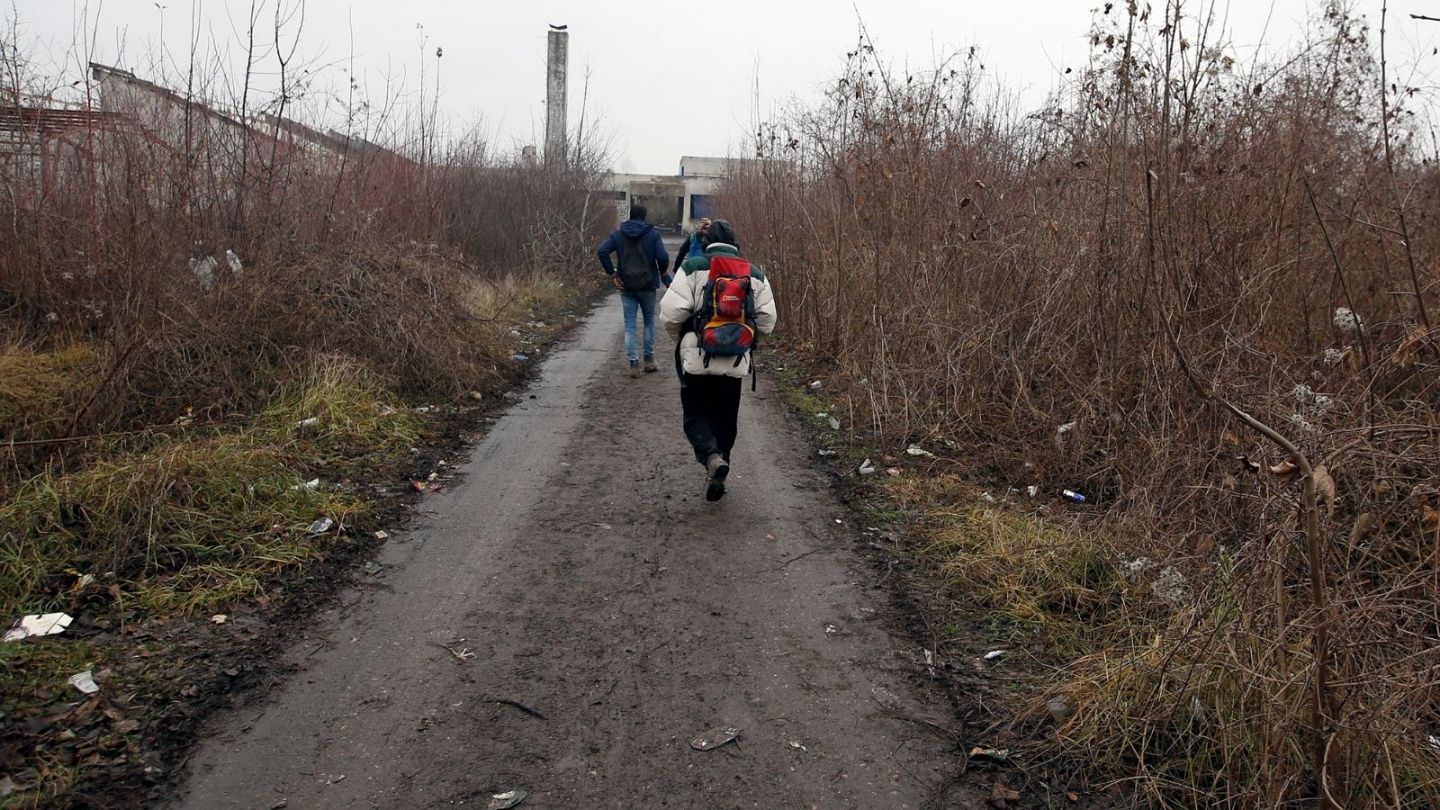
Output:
[174,295,977,809]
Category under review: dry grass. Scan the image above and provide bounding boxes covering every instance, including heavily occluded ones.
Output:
[729,4,1440,806]
[0,344,100,440]
[0,357,418,618]
[0,24,606,809]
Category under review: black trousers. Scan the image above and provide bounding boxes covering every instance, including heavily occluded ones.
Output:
[680,374,743,465]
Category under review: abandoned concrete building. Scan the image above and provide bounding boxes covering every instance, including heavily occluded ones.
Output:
[600,156,758,233]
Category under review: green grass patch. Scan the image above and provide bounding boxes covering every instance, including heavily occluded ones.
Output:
[0,638,105,707]
[779,378,832,423]
[0,434,361,617]
[918,499,1130,650]
[0,355,422,618]
[261,355,420,459]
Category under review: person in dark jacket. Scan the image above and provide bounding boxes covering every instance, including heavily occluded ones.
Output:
[597,205,671,377]
[671,217,711,272]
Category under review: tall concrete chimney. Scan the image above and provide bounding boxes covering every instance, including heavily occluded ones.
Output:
[545,26,569,166]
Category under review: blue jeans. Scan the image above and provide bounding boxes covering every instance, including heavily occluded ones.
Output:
[620,289,657,362]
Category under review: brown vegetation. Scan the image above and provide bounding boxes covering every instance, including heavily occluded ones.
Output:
[1,24,607,802]
[727,3,1439,806]
[0,41,607,478]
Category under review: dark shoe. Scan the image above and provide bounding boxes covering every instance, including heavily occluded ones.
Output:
[704,454,730,501]
[643,357,658,373]
[629,360,641,379]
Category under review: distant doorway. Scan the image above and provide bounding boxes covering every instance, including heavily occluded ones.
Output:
[690,194,715,221]
[632,194,684,233]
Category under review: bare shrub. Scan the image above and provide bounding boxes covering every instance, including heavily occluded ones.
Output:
[0,30,606,478]
[725,3,1439,805]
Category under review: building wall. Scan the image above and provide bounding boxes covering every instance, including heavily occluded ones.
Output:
[600,169,724,232]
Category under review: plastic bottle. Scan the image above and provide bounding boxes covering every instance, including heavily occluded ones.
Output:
[1062,489,1087,504]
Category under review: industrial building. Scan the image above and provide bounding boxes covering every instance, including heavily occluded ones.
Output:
[599,156,755,233]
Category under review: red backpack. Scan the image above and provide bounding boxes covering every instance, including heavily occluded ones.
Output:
[692,255,758,368]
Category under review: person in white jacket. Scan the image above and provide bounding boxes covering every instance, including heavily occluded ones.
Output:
[658,220,778,501]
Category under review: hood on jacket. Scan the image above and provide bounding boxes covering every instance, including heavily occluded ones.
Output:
[704,219,737,249]
[619,219,654,239]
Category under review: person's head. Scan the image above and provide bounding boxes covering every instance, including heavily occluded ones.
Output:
[695,217,711,236]
[704,219,737,249]
[629,204,647,222]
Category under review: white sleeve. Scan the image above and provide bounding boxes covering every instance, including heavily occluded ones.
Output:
[753,276,777,335]
[659,273,695,339]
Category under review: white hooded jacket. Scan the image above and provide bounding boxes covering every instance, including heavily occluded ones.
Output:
[659,243,778,378]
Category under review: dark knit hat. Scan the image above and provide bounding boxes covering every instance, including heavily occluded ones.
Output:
[705,219,737,249]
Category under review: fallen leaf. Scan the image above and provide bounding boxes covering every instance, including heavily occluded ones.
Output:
[1311,464,1337,516]
[1269,458,1299,477]
[1351,512,1378,542]
[990,781,1022,807]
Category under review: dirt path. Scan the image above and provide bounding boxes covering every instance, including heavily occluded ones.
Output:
[173,295,976,809]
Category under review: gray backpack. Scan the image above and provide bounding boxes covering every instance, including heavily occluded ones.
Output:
[617,230,653,291]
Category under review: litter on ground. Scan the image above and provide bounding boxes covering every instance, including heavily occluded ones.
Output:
[691,726,742,751]
[4,613,74,642]
[968,746,1011,762]
[487,789,528,809]
[68,670,100,695]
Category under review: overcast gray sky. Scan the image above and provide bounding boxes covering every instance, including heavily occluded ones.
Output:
[11,1,1440,174]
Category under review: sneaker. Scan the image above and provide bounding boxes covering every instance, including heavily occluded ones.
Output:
[629,360,641,379]
[643,356,658,373]
[704,453,730,502]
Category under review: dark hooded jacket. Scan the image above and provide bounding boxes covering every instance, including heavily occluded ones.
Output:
[597,220,670,291]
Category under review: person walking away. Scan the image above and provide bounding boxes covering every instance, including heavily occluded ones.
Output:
[597,204,671,377]
[659,220,777,501]
[671,217,711,274]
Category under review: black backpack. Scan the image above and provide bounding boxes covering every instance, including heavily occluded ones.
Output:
[616,230,653,291]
